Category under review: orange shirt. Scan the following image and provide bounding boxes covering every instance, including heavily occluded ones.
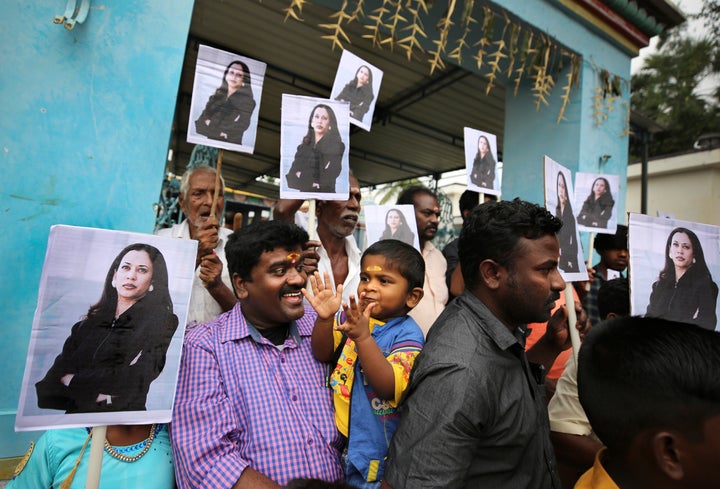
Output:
[525,287,580,380]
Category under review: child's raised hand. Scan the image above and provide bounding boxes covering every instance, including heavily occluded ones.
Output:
[302,271,343,320]
[336,292,374,342]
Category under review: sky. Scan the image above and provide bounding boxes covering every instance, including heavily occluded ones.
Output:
[631,0,718,100]
[631,0,705,73]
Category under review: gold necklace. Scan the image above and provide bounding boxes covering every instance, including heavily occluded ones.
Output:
[103,424,157,463]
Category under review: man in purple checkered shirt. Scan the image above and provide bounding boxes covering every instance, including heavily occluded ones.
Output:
[172,220,344,488]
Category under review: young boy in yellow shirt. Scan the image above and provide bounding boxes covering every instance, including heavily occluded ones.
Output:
[304,240,425,488]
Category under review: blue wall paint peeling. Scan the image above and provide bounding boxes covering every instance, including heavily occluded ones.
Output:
[0,1,193,456]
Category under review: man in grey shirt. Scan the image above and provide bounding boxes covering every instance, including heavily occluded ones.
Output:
[382,199,586,489]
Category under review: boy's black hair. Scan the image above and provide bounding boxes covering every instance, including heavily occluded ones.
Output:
[597,277,630,320]
[459,198,561,289]
[578,317,720,456]
[226,220,309,281]
[593,224,628,252]
[459,190,481,215]
[362,240,425,291]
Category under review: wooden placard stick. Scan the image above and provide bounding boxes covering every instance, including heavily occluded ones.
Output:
[565,282,581,362]
[307,200,317,241]
[84,425,107,489]
[211,149,224,220]
[585,231,594,292]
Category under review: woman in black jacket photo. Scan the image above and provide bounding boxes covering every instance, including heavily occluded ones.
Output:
[335,65,375,122]
[195,60,256,145]
[36,243,179,413]
[285,104,345,193]
[646,227,718,330]
[555,171,580,273]
[380,208,415,246]
[470,135,497,190]
[577,177,614,228]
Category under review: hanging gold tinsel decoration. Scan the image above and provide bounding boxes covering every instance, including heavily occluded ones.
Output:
[427,0,457,74]
[281,0,628,126]
[319,0,352,51]
[472,6,495,72]
[397,2,429,61]
[485,10,511,94]
[283,0,305,22]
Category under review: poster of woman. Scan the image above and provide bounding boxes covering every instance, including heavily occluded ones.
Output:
[543,156,588,282]
[464,127,501,196]
[574,172,619,233]
[15,225,196,430]
[187,44,266,154]
[280,94,350,201]
[364,204,420,251]
[331,50,383,131]
[628,213,719,331]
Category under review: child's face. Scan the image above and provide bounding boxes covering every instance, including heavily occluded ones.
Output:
[358,254,417,321]
[600,248,628,272]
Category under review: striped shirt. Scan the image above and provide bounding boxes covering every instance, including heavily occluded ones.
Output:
[172,305,343,488]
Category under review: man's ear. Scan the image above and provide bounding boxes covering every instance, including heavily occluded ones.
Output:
[178,192,186,213]
[479,259,503,290]
[652,431,685,481]
[405,287,424,309]
[232,273,249,300]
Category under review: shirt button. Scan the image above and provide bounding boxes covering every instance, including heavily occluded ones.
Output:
[292,395,298,401]
[280,357,286,363]
[307,438,313,445]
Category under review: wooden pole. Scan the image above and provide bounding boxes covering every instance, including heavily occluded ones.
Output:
[585,231,594,292]
[85,425,107,489]
[211,149,224,220]
[565,282,581,362]
[307,200,317,241]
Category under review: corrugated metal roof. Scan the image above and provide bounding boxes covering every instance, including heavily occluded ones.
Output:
[168,0,506,197]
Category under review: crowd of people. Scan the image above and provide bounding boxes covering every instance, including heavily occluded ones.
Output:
[9,165,720,489]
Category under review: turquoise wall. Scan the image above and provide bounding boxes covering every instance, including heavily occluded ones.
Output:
[0,2,193,456]
[499,0,630,219]
[499,0,631,261]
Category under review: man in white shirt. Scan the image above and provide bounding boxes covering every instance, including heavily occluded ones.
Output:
[273,174,362,305]
[397,186,448,336]
[156,165,237,329]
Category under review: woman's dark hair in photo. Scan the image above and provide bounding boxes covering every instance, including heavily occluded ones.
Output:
[88,243,173,319]
[658,227,711,282]
[555,172,572,213]
[302,104,341,145]
[354,65,373,86]
[217,60,251,95]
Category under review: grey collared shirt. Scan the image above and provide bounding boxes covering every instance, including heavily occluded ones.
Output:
[383,290,560,489]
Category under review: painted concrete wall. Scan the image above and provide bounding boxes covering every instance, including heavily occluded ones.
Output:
[497,0,631,262]
[500,0,630,213]
[627,149,720,226]
[0,2,193,456]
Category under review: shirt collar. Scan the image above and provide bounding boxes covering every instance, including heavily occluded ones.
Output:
[458,290,524,351]
[245,320,302,350]
[576,448,620,489]
[422,241,437,254]
[219,304,316,346]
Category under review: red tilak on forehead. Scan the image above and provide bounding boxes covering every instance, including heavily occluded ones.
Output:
[286,252,301,266]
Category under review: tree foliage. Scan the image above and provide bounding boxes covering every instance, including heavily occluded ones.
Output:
[699,0,720,49]
[630,25,720,158]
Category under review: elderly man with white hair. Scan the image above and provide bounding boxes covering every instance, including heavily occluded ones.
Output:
[156,164,236,329]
